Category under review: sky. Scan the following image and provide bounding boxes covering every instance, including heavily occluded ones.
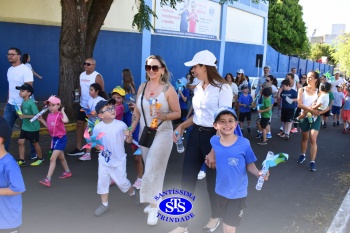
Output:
[298,0,350,37]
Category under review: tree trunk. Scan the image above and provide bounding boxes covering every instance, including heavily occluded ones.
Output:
[59,0,113,119]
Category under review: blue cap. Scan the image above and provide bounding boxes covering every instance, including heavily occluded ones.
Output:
[214,106,238,122]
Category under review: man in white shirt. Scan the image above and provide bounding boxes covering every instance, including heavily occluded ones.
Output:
[291,67,299,82]
[68,58,105,157]
[4,47,33,151]
[256,65,270,94]
[331,71,345,92]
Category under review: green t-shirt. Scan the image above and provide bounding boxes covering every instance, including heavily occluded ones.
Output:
[21,99,40,132]
[328,92,334,106]
[261,96,272,118]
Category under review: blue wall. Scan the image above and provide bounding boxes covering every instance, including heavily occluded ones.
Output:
[223,42,264,77]
[0,22,334,103]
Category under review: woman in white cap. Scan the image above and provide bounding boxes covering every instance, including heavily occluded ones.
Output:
[170,50,233,233]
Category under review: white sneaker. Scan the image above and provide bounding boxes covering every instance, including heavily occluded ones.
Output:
[144,204,151,213]
[79,154,91,161]
[147,208,158,225]
[133,179,142,189]
[197,171,206,180]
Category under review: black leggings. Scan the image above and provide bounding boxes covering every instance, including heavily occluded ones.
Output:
[179,125,219,227]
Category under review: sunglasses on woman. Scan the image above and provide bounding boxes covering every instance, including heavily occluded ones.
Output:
[145,65,162,72]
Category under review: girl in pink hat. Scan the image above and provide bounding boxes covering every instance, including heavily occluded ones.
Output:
[38,96,72,187]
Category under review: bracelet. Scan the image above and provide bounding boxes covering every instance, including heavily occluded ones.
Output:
[162,113,167,121]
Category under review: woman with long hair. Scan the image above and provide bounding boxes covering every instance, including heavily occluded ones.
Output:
[122,68,136,94]
[225,73,238,108]
[296,71,329,171]
[130,55,180,226]
[170,50,233,233]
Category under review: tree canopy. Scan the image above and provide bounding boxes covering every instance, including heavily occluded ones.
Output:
[308,43,336,65]
[333,33,350,75]
[267,0,310,58]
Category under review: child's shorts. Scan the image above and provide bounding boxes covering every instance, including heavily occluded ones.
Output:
[239,112,251,122]
[342,110,350,121]
[281,108,295,123]
[260,117,270,129]
[332,105,341,115]
[19,130,39,143]
[217,194,246,227]
[52,135,67,151]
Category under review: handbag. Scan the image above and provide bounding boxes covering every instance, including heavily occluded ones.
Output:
[138,82,163,148]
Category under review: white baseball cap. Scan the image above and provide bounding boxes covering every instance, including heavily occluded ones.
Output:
[237,69,244,74]
[334,71,340,74]
[184,50,217,67]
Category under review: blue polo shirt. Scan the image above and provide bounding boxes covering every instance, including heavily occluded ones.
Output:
[0,153,26,229]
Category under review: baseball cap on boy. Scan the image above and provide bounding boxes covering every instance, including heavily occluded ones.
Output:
[184,50,217,67]
[111,86,126,97]
[95,98,117,114]
[16,83,34,95]
[237,69,244,74]
[241,85,248,91]
[44,96,61,105]
[334,71,340,74]
[214,106,238,122]
[0,116,12,143]
[336,85,343,89]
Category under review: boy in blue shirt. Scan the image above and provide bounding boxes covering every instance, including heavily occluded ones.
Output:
[238,85,253,134]
[0,116,26,232]
[210,106,267,233]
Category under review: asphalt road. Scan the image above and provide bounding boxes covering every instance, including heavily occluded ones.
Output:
[7,110,350,233]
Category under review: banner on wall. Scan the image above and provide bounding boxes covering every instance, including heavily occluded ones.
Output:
[154,0,220,39]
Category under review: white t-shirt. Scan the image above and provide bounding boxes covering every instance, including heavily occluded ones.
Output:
[93,119,127,167]
[24,63,32,70]
[192,82,232,127]
[331,78,345,92]
[316,93,329,111]
[88,96,105,122]
[230,83,239,102]
[80,71,100,108]
[7,64,33,105]
[333,91,345,107]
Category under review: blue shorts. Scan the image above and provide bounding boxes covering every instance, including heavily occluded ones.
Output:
[332,106,341,115]
[51,135,67,151]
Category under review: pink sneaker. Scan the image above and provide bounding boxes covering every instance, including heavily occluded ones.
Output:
[290,128,298,133]
[132,179,142,189]
[39,178,51,187]
[58,171,72,179]
[79,154,91,161]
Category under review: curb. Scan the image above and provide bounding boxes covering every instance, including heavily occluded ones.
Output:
[11,123,76,138]
[327,188,350,233]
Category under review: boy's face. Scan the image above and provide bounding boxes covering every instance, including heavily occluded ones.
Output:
[48,103,60,112]
[242,88,248,94]
[98,104,116,120]
[282,85,290,90]
[214,113,237,136]
[19,89,31,98]
[112,93,124,106]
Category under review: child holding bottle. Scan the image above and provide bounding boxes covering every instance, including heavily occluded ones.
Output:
[38,96,71,187]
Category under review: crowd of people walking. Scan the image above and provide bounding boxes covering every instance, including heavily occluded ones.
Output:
[1,47,349,233]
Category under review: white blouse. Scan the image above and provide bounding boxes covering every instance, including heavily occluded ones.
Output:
[192,81,233,127]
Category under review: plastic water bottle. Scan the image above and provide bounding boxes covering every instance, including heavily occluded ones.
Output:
[74,89,80,103]
[149,91,156,117]
[175,131,185,153]
[307,112,313,123]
